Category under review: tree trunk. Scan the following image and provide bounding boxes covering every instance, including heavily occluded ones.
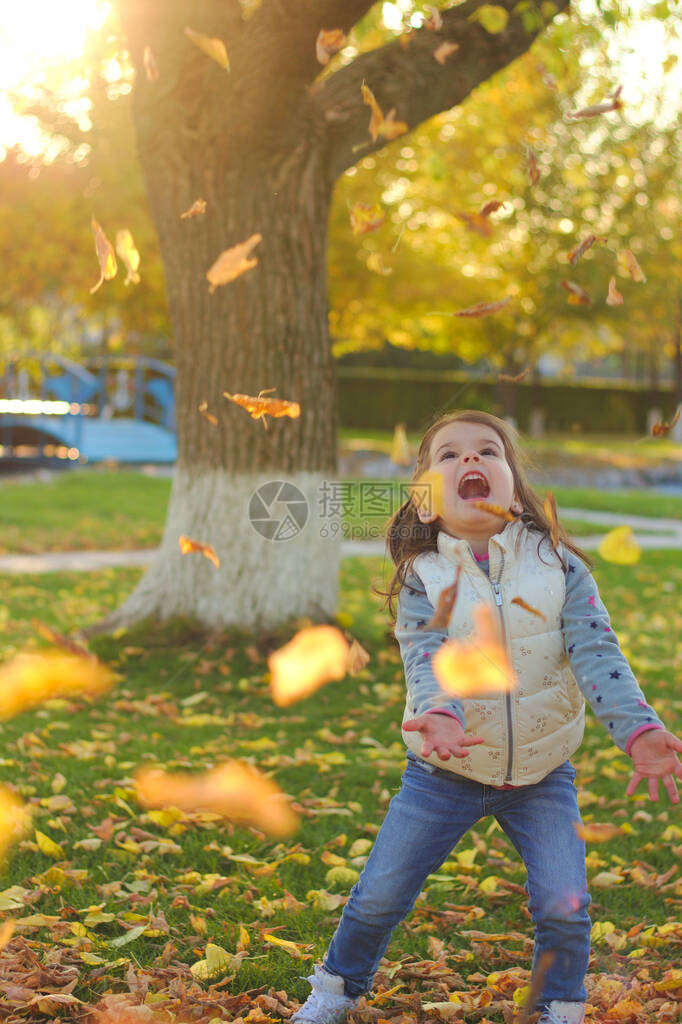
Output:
[95,143,341,632]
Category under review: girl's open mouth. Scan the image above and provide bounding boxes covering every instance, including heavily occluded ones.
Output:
[457,472,490,500]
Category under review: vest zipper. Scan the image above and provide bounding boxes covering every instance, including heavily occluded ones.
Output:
[491,569,514,784]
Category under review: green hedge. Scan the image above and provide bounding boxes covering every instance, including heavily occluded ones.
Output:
[336,367,676,434]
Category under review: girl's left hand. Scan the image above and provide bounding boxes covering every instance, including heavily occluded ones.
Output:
[627,729,682,803]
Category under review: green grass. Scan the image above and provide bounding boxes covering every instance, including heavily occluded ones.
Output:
[2,468,679,556]
[0,553,680,1020]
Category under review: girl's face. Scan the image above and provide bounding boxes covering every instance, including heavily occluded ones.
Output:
[420,420,520,553]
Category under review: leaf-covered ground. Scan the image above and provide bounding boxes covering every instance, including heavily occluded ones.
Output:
[0,553,680,1022]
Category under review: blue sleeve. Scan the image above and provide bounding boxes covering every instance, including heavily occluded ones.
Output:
[394,570,467,726]
[562,554,664,752]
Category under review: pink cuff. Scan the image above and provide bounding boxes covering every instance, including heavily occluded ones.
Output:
[424,709,463,728]
[625,723,663,756]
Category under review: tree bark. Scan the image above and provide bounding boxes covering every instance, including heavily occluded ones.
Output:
[101,0,571,632]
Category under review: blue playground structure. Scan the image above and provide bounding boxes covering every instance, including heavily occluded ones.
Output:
[0,353,177,468]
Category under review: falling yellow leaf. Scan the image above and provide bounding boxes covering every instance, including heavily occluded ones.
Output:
[268,625,349,707]
[597,525,641,565]
[434,41,460,64]
[184,27,229,70]
[617,248,646,282]
[136,760,299,837]
[390,423,412,466]
[574,821,626,842]
[543,491,560,551]
[180,198,207,220]
[473,501,517,522]
[0,919,15,951]
[432,604,515,697]
[0,786,32,861]
[346,637,370,676]
[361,83,408,143]
[366,252,392,275]
[409,467,444,520]
[90,217,117,294]
[35,829,65,860]
[349,202,385,235]
[198,401,218,426]
[0,652,115,720]
[207,233,262,292]
[223,389,300,425]
[452,297,511,318]
[115,229,140,285]
[143,45,159,81]
[606,276,623,306]
[468,5,509,33]
[316,28,347,65]
[178,535,220,568]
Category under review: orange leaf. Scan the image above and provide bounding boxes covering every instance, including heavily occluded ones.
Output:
[361,83,408,142]
[606,275,623,306]
[651,405,681,437]
[268,625,350,706]
[543,492,560,551]
[455,211,494,237]
[409,468,444,519]
[473,501,517,522]
[510,596,546,621]
[90,217,117,294]
[180,198,207,220]
[566,85,623,120]
[346,637,370,676]
[567,233,606,266]
[498,366,531,383]
[479,199,506,217]
[198,401,218,426]
[433,41,459,64]
[178,535,220,568]
[422,567,461,631]
[526,147,541,186]
[316,28,347,65]
[136,760,299,837]
[143,45,159,81]
[32,620,93,660]
[560,279,591,305]
[0,652,115,719]
[573,821,625,842]
[452,297,511,318]
[432,604,515,698]
[207,233,261,292]
[349,203,385,235]
[184,27,229,69]
[223,389,300,425]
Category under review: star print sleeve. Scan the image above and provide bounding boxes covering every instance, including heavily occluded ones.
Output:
[395,571,466,726]
[561,555,664,753]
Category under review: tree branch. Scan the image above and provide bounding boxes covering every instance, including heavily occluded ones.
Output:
[315,0,572,183]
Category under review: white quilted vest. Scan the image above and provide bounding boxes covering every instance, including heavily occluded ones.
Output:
[401,520,585,786]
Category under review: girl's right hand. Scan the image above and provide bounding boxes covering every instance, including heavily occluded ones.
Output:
[403,713,484,760]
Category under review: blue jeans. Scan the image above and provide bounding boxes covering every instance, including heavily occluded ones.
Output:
[325,757,591,1009]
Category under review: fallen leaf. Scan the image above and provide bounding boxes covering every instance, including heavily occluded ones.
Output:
[452,297,511,317]
[0,787,32,861]
[433,41,459,64]
[223,389,300,425]
[432,603,515,697]
[115,229,141,285]
[190,942,243,980]
[0,919,15,951]
[597,526,641,565]
[617,248,646,282]
[350,202,385,235]
[560,279,591,305]
[566,85,623,120]
[180,198,207,219]
[573,821,626,842]
[316,28,347,65]
[268,625,349,707]
[511,596,546,621]
[35,829,65,860]
[143,45,159,81]
[178,535,220,568]
[207,233,262,291]
[184,27,229,70]
[606,276,623,306]
[136,760,299,837]
[361,82,408,143]
[90,217,117,294]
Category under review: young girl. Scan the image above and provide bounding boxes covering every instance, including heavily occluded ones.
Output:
[293,410,682,1024]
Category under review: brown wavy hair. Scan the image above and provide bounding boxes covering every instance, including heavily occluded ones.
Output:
[381,409,592,619]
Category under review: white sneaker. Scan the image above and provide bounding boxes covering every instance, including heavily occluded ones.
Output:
[291,964,360,1024]
[538,1001,586,1024]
